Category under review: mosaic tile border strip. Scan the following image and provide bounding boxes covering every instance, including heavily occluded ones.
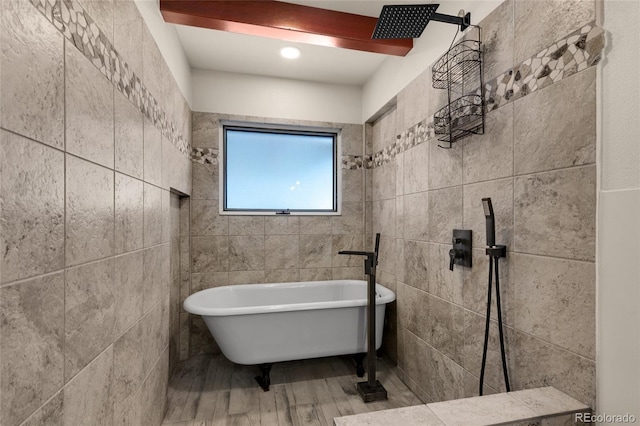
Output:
[191,148,370,171]
[192,148,219,165]
[369,22,604,170]
[483,22,604,111]
[342,155,368,170]
[28,0,191,157]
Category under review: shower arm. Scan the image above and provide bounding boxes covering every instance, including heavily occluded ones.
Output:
[430,11,472,31]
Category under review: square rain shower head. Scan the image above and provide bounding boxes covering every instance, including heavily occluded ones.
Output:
[372,4,440,39]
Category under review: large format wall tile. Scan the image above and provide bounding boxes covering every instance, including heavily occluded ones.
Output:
[191,163,218,200]
[65,42,114,168]
[113,382,141,426]
[143,245,170,313]
[377,235,398,277]
[343,169,364,202]
[397,283,429,341]
[65,258,115,382]
[265,216,300,235]
[229,216,265,236]
[191,199,228,235]
[1,131,64,283]
[115,173,144,254]
[300,268,332,282]
[142,298,169,375]
[428,186,463,244]
[113,320,144,407]
[514,166,596,261]
[140,348,169,426]
[114,93,144,179]
[113,0,142,77]
[0,0,64,149]
[66,155,114,267]
[429,140,462,190]
[162,136,174,190]
[511,253,595,360]
[331,235,363,268]
[114,251,144,334]
[396,152,404,196]
[143,118,162,186]
[77,0,113,41]
[192,236,229,272]
[403,142,429,194]
[331,201,364,235]
[514,68,596,175]
[403,240,429,291]
[20,391,64,426]
[161,189,171,243]
[372,161,396,201]
[510,328,595,407]
[342,123,364,156]
[229,236,265,271]
[428,243,463,306]
[462,247,513,325]
[514,0,595,64]
[63,345,114,426]
[426,295,465,366]
[403,191,429,242]
[463,178,514,250]
[397,68,431,130]
[143,183,162,247]
[403,330,430,396]
[142,24,165,114]
[480,0,515,80]
[265,235,300,270]
[0,273,64,426]
[372,108,396,154]
[192,112,220,149]
[228,270,265,284]
[463,105,514,184]
[424,342,465,402]
[265,269,300,283]
[462,310,515,394]
[299,234,332,268]
[299,216,331,235]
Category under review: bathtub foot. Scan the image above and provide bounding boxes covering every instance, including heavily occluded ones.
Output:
[255,363,272,392]
[354,353,366,377]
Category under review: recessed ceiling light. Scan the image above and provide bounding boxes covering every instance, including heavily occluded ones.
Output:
[280,46,301,59]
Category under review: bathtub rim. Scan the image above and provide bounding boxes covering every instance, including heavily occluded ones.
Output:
[183,279,395,317]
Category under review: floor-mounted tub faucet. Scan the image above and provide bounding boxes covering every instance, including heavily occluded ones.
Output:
[338,233,388,403]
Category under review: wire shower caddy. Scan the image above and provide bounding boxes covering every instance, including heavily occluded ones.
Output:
[432,28,485,148]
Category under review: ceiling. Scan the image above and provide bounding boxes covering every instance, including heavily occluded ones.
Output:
[167,0,467,86]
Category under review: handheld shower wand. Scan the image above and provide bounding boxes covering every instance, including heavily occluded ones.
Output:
[482,198,495,247]
[479,198,510,396]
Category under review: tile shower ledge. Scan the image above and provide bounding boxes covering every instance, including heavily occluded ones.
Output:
[333,387,590,426]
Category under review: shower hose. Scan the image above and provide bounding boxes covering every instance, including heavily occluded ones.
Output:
[479,254,511,395]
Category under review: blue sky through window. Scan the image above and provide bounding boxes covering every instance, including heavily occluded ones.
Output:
[225,128,336,211]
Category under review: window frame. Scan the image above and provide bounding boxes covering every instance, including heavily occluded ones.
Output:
[219,121,342,216]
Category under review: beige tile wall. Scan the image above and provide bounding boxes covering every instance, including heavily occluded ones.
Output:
[187,113,366,355]
[0,1,191,425]
[369,0,597,408]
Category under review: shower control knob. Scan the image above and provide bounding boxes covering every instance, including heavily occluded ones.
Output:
[449,248,463,271]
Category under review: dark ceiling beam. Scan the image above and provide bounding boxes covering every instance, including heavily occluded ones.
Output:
[159,0,413,56]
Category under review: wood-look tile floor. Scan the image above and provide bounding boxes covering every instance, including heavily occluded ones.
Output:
[162,355,421,426]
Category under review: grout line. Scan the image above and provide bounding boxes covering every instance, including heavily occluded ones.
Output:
[62,35,68,388]
[0,269,67,289]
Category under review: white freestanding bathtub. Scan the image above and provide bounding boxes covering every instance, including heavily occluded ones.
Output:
[183,279,396,366]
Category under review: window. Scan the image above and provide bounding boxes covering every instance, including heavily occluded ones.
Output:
[221,122,340,215]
